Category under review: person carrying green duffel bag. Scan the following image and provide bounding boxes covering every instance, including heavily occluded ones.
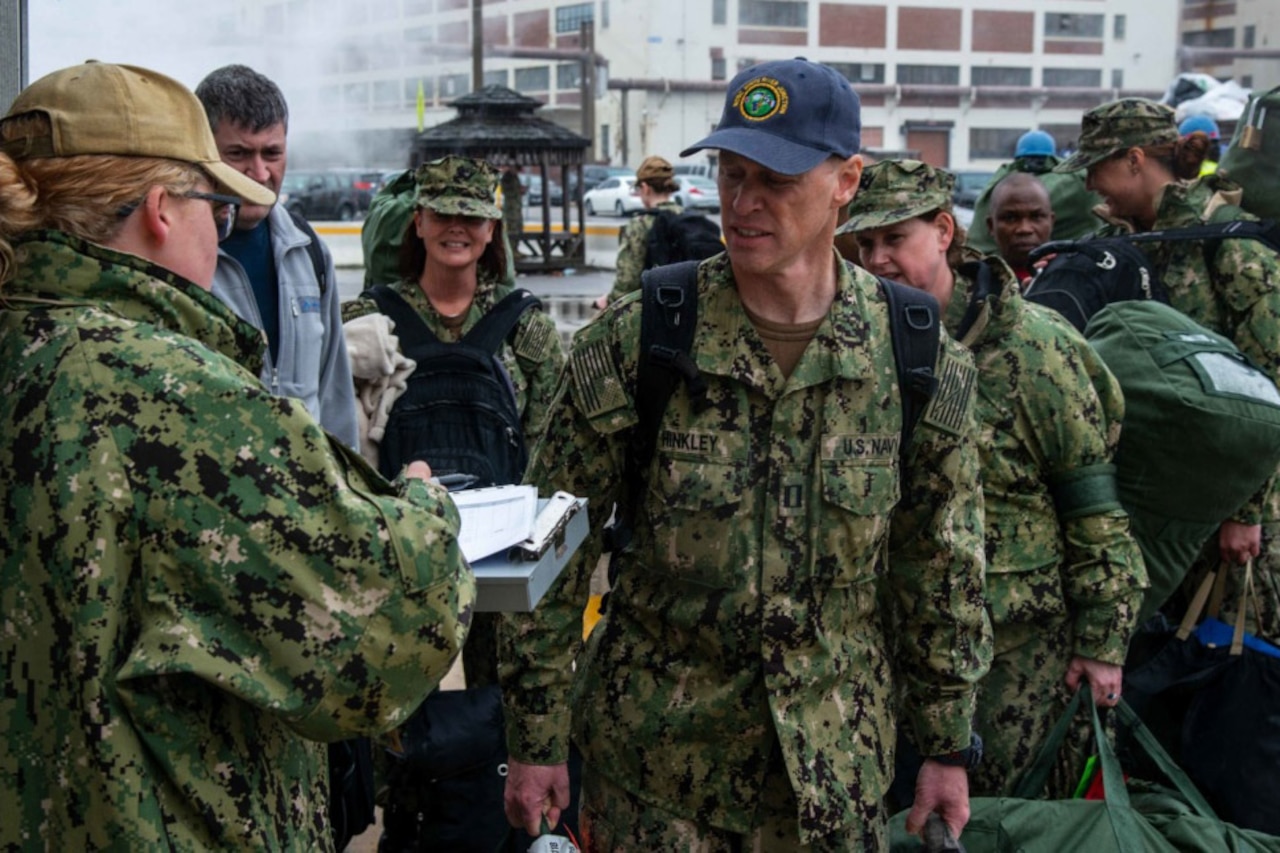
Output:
[1219,85,1280,222]
[888,686,1280,852]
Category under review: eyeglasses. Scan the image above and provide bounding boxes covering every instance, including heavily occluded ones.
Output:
[181,190,241,242]
[117,189,241,242]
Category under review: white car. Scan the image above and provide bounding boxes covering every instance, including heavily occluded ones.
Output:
[673,175,720,212]
[583,176,643,217]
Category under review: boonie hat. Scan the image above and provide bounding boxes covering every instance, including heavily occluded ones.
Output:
[0,61,275,206]
[635,155,674,184]
[1054,98,1178,174]
[681,57,860,175]
[838,160,955,234]
[413,155,501,220]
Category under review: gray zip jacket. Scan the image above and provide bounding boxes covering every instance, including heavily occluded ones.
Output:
[213,204,360,450]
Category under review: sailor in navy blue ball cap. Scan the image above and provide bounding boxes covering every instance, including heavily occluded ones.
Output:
[682,57,861,175]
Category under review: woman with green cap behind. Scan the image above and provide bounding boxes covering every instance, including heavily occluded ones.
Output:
[1059,97,1280,638]
[839,159,1147,800]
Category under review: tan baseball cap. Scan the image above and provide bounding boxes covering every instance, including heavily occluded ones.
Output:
[0,61,275,207]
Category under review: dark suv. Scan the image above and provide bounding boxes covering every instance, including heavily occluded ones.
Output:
[280,170,368,221]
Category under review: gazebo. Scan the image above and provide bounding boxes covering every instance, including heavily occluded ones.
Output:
[410,85,591,272]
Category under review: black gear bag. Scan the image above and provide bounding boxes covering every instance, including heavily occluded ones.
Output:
[643,209,724,268]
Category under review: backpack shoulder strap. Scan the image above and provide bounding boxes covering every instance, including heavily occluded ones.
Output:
[876,272,941,461]
[287,207,328,295]
[462,289,543,354]
[362,284,440,352]
[1125,218,1280,254]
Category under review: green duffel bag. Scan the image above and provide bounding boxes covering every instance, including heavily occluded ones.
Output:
[1085,300,1280,620]
[1219,86,1280,221]
[889,688,1280,852]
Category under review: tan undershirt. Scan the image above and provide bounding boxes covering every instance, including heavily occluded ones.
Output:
[741,304,823,379]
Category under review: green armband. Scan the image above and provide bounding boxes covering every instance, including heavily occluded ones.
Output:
[1048,463,1122,521]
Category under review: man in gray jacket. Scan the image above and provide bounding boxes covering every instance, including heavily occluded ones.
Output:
[196,64,359,452]
[195,64,366,849]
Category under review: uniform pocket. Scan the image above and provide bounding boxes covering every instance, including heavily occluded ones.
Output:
[818,460,899,586]
[648,450,748,589]
[985,561,1068,629]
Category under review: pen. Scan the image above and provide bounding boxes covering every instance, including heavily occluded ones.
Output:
[429,473,480,491]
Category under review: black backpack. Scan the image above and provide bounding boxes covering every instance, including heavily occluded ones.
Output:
[363,285,540,485]
[1023,238,1168,332]
[643,208,725,268]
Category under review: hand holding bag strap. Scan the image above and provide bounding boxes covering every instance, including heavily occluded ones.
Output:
[1230,559,1256,656]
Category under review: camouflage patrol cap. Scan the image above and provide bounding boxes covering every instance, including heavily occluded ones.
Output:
[413,155,501,219]
[837,159,955,234]
[1054,98,1178,174]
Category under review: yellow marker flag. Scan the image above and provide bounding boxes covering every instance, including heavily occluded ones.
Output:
[416,80,425,132]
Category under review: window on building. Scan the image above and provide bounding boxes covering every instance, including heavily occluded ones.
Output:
[439,73,469,98]
[829,62,886,85]
[896,65,960,86]
[515,66,551,92]
[343,45,370,73]
[403,78,425,107]
[371,0,400,18]
[601,124,610,158]
[739,0,807,28]
[970,128,1025,160]
[1242,74,1254,89]
[1114,14,1126,40]
[369,43,400,71]
[343,82,370,110]
[286,0,308,27]
[602,0,609,28]
[1043,68,1103,88]
[1243,25,1256,49]
[557,63,582,89]
[344,3,368,25]
[405,25,433,40]
[373,80,400,109]
[484,69,509,87]
[320,84,341,110]
[1045,13,1104,38]
[713,0,727,25]
[404,0,432,15]
[1111,69,1124,89]
[712,57,727,80]
[556,3,593,34]
[1182,28,1235,48]
[265,4,285,31]
[971,67,1031,87]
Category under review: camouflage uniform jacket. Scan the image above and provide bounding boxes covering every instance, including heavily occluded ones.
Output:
[500,253,992,841]
[0,233,474,852]
[344,270,565,450]
[1096,176,1280,523]
[945,258,1146,662]
[604,199,683,304]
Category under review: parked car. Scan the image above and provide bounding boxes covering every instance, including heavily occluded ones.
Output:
[673,162,716,179]
[583,176,643,216]
[280,169,367,221]
[571,165,635,198]
[673,175,720,212]
[519,173,564,206]
[952,170,995,208]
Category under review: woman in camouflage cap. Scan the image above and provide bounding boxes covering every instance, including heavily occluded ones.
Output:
[1064,97,1280,637]
[840,159,1147,801]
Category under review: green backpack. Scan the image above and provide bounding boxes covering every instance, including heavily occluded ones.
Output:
[1085,300,1280,620]
[1219,85,1280,221]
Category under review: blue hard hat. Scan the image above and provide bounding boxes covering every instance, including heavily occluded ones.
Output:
[1178,114,1220,140]
[1015,129,1056,158]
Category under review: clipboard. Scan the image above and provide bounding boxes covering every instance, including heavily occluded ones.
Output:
[470,493,589,613]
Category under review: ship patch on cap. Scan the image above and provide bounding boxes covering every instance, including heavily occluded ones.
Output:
[735,77,788,122]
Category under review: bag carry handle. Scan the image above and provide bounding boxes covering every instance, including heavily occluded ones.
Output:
[1180,559,1259,656]
[1013,687,1220,833]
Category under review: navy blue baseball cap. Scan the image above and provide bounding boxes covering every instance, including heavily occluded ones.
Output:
[680,58,861,175]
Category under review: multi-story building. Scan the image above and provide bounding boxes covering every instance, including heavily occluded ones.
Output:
[1179,0,1280,89]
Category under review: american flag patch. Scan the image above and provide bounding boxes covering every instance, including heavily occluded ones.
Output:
[571,339,628,418]
[921,349,976,436]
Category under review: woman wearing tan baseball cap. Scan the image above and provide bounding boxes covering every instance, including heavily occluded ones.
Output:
[0,63,476,850]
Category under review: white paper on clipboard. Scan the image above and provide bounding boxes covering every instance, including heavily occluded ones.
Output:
[449,484,538,562]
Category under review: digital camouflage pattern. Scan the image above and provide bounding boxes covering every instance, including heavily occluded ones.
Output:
[838,160,956,234]
[1096,174,1280,640]
[603,199,683,305]
[942,258,1147,795]
[413,154,502,220]
[965,155,1105,254]
[499,253,992,844]
[1054,98,1179,174]
[0,233,474,851]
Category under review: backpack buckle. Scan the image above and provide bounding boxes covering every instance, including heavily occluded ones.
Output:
[904,303,934,331]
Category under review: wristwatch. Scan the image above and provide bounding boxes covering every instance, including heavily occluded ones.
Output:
[928,732,983,771]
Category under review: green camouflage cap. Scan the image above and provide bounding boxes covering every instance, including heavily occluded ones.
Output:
[837,159,955,234]
[1053,98,1178,173]
[413,155,501,219]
